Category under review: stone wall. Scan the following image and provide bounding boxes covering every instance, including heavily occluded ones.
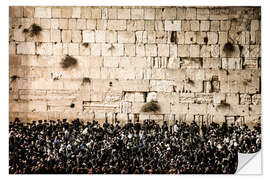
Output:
[9,6,261,126]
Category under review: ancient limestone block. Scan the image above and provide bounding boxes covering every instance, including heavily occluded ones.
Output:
[80,7,92,19]
[200,45,211,57]
[189,104,207,114]
[220,20,231,31]
[118,31,135,43]
[131,9,144,19]
[52,8,61,18]
[221,58,242,69]
[239,94,252,105]
[203,58,221,69]
[218,32,228,44]
[91,8,102,19]
[82,30,95,42]
[145,20,155,30]
[95,30,106,43]
[107,20,126,30]
[181,20,190,31]
[97,20,107,30]
[127,20,145,31]
[124,92,134,102]
[68,43,79,55]
[71,30,82,43]
[162,8,176,20]
[101,44,112,56]
[37,30,51,42]
[190,45,200,57]
[211,45,220,57]
[145,44,157,57]
[252,94,261,105]
[13,29,25,41]
[176,7,186,19]
[213,93,226,104]
[61,30,72,43]
[124,44,136,56]
[194,93,213,104]
[40,18,51,29]
[72,7,81,18]
[35,7,51,18]
[155,21,164,31]
[90,43,101,56]
[158,44,170,57]
[135,31,147,44]
[190,20,200,31]
[249,45,260,58]
[107,8,117,19]
[9,42,16,55]
[147,31,156,43]
[134,92,145,102]
[150,80,174,92]
[170,44,178,57]
[17,42,35,55]
[36,43,52,55]
[151,68,166,79]
[210,21,220,31]
[243,58,258,69]
[164,20,181,31]
[207,32,218,44]
[145,8,155,20]
[23,7,35,18]
[186,7,196,20]
[76,19,87,30]
[104,57,119,68]
[196,32,207,44]
[53,43,63,55]
[105,30,117,43]
[251,20,260,31]
[61,7,72,18]
[118,8,130,19]
[59,19,68,29]
[111,44,124,56]
[68,19,77,30]
[136,44,145,56]
[185,32,197,44]
[51,19,59,29]
[146,92,157,102]
[86,20,97,30]
[197,8,209,20]
[178,45,190,57]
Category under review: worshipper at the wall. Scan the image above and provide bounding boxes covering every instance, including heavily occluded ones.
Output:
[9,117,261,174]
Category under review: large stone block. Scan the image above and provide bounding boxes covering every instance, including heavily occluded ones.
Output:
[107,20,126,30]
[118,31,135,43]
[145,8,155,20]
[37,43,53,55]
[17,42,35,55]
[82,30,95,42]
[164,20,181,31]
[197,8,209,20]
[35,7,51,18]
[150,80,174,92]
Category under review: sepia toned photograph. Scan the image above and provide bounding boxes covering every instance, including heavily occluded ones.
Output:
[9,6,261,174]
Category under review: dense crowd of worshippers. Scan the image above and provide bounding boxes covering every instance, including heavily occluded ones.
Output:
[9,117,261,174]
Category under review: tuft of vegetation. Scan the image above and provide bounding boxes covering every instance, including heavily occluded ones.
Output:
[217,100,230,109]
[70,103,75,108]
[108,44,115,51]
[82,43,89,48]
[10,75,19,83]
[141,101,161,113]
[60,55,77,69]
[30,23,42,37]
[23,28,29,33]
[223,42,235,55]
[82,77,91,85]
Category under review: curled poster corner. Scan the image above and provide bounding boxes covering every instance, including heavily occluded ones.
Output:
[236,151,262,174]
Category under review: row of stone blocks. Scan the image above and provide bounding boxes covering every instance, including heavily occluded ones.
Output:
[10,7,260,21]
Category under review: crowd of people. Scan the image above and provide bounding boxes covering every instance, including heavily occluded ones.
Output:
[9,117,261,174]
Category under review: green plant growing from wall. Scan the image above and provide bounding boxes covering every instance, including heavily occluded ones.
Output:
[223,42,235,55]
[82,43,89,48]
[23,23,42,37]
[10,75,19,83]
[60,55,77,69]
[141,101,161,113]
